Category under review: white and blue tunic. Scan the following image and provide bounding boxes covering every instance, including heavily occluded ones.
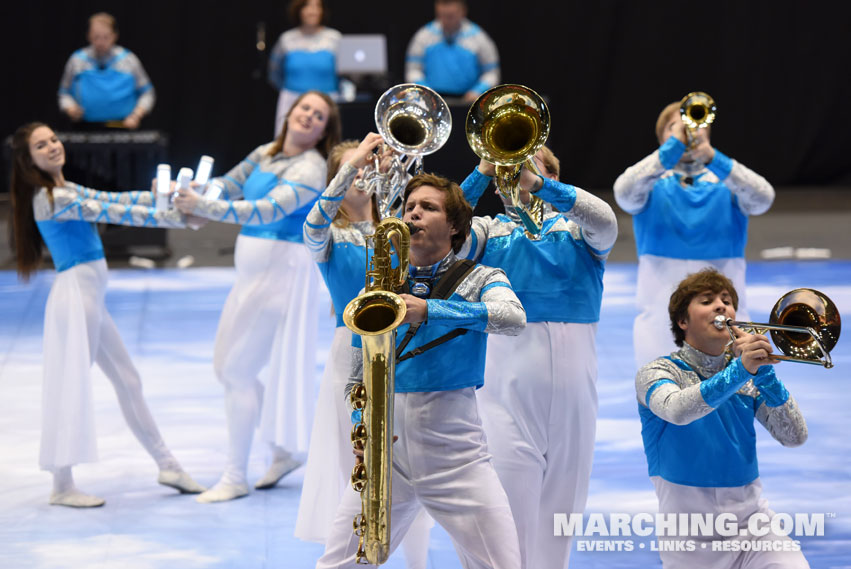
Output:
[636,343,809,568]
[268,27,340,136]
[34,184,182,271]
[268,27,341,96]
[58,45,155,122]
[459,168,618,569]
[614,136,775,367]
[405,18,500,97]
[195,142,326,240]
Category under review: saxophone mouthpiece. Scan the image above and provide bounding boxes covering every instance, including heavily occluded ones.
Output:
[713,315,728,330]
[406,222,421,235]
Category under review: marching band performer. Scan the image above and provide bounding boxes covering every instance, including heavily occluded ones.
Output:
[459,147,618,568]
[636,268,809,568]
[316,172,525,569]
[10,122,204,507]
[614,99,774,368]
[299,133,433,568]
[173,90,341,502]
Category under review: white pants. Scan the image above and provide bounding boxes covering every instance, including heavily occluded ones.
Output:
[634,255,750,368]
[316,388,521,569]
[213,235,318,483]
[296,327,433,568]
[652,477,810,569]
[39,259,174,471]
[478,321,598,569]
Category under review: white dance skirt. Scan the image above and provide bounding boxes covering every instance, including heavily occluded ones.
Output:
[39,260,109,469]
[216,234,319,453]
[294,325,354,542]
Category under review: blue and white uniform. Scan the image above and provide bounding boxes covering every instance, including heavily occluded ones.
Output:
[636,343,809,569]
[459,169,618,569]
[191,143,326,489]
[58,45,155,123]
[33,183,184,473]
[614,137,775,367]
[317,252,526,569]
[405,18,499,97]
[268,27,341,136]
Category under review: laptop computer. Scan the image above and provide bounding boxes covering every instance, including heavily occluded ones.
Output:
[337,34,388,75]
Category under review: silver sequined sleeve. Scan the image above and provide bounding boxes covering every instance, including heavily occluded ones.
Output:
[755,394,808,447]
[75,185,154,206]
[725,160,775,216]
[193,150,325,226]
[303,163,358,262]
[447,264,526,336]
[613,151,667,214]
[34,185,184,228]
[566,186,618,255]
[635,358,715,426]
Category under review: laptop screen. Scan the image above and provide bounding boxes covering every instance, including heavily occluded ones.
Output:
[337,34,388,75]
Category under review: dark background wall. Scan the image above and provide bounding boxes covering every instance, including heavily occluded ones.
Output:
[3,0,851,195]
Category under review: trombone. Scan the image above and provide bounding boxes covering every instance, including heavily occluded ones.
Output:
[466,84,550,238]
[680,91,716,150]
[714,288,841,368]
[357,83,452,218]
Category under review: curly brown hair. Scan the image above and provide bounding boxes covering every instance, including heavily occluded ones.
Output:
[668,268,739,347]
[402,172,472,253]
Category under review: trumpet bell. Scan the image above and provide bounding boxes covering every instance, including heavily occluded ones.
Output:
[375,83,452,156]
[680,91,717,130]
[770,288,841,359]
[466,84,550,166]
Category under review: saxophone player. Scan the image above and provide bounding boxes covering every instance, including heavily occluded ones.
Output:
[315,172,526,569]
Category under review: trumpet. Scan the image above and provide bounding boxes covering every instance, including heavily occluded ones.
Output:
[357,84,452,218]
[714,288,841,368]
[342,217,410,565]
[466,84,550,237]
[680,92,716,150]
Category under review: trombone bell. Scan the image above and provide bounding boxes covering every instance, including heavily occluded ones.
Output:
[714,288,840,368]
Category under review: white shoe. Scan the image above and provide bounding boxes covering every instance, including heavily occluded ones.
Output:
[50,489,106,508]
[195,481,250,503]
[254,457,303,490]
[158,470,206,494]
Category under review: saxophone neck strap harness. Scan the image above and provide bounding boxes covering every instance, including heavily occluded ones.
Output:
[396,259,477,362]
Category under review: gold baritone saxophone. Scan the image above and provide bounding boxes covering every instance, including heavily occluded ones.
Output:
[342,217,411,565]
